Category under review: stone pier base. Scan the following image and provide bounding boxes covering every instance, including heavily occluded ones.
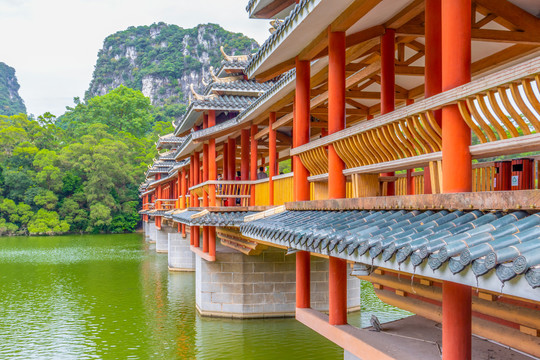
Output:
[196,245,360,318]
[147,221,156,243]
[168,232,195,271]
[156,225,174,253]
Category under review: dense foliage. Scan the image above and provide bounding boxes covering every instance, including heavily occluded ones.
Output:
[86,22,258,110]
[0,62,26,116]
[0,87,172,235]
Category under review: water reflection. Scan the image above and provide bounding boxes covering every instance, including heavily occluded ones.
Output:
[0,234,409,359]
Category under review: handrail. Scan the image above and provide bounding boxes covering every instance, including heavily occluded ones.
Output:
[272,172,293,181]
[291,55,540,157]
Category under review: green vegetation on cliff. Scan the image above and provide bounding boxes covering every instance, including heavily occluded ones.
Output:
[0,87,172,235]
[0,62,26,116]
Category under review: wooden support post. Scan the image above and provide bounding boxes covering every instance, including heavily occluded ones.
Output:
[181,168,187,237]
[208,110,216,207]
[295,57,311,310]
[294,57,310,202]
[193,226,199,248]
[424,0,443,195]
[442,0,472,359]
[269,112,277,205]
[228,137,236,206]
[241,129,250,180]
[296,250,310,308]
[250,124,258,206]
[329,257,347,325]
[193,152,200,207]
[189,156,194,208]
[328,30,346,199]
[203,143,209,207]
[380,29,396,196]
[223,141,229,181]
[328,29,348,327]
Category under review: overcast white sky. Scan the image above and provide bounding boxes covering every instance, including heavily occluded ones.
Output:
[0,0,270,117]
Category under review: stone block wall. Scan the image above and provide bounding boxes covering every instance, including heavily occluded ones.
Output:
[168,232,195,271]
[196,244,360,318]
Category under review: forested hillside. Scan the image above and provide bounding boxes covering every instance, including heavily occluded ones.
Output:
[0,87,171,235]
[86,23,258,118]
[0,62,26,116]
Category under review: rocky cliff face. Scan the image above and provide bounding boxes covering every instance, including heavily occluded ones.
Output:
[86,23,258,107]
[0,62,26,116]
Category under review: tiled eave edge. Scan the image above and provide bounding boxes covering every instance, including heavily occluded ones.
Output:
[193,69,296,141]
[174,103,250,136]
[246,0,320,78]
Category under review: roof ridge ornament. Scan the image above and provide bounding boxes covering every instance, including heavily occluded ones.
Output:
[209,66,244,83]
[190,83,217,101]
[220,46,249,62]
[269,19,284,34]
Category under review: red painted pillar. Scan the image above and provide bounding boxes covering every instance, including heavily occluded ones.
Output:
[294,57,310,201]
[269,112,277,205]
[180,168,187,237]
[203,143,209,207]
[241,129,250,180]
[228,137,236,206]
[250,124,258,206]
[424,0,443,195]
[223,143,229,181]
[294,57,311,310]
[327,30,348,325]
[442,1,472,359]
[193,152,200,207]
[328,30,346,199]
[380,28,396,196]
[208,110,217,255]
[405,99,415,195]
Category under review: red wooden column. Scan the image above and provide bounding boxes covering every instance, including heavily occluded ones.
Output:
[405,99,415,195]
[250,124,258,206]
[223,143,229,180]
[269,112,277,205]
[295,57,311,309]
[227,137,236,205]
[202,143,209,252]
[180,168,187,237]
[189,159,194,245]
[193,152,200,247]
[380,28,396,196]
[442,1,472,359]
[424,0,442,194]
[328,30,347,326]
[208,111,217,256]
[241,129,250,207]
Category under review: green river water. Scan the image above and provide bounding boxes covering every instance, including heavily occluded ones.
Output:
[0,233,410,359]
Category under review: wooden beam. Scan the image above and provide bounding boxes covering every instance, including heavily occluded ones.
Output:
[397,25,540,45]
[346,25,386,48]
[385,0,424,29]
[475,0,540,33]
[254,0,295,19]
[331,0,382,32]
[396,65,424,75]
[471,44,539,76]
[298,29,329,61]
[255,58,296,82]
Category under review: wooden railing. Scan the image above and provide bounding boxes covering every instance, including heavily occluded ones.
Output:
[290,56,540,180]
[154,199,177,210]
[273,173,293,205]
[190,179,269,207]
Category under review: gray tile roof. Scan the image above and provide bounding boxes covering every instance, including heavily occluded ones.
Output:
[246,0,317,77]
[216,60,249,77]
[203,79,273,96]
[156,134,186,149]
[172,210,201,225]
[240,210,540,290]
[192,69,295,141]
[172,210,257,227]
[190,95,257,110]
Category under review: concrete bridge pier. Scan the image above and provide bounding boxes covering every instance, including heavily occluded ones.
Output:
[195,244,360,318]
[147,221,157,243]
[168,231,195,271]
[156,225,175,253]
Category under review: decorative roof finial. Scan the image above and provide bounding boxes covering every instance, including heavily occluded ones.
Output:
[220,46,249,62]
[269,19,284,34]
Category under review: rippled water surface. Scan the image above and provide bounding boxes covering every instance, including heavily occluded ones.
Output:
[0,233,410,359]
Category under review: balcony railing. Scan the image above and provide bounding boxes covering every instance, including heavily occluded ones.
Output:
[289,55,540,196]
[154,199,178,210]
